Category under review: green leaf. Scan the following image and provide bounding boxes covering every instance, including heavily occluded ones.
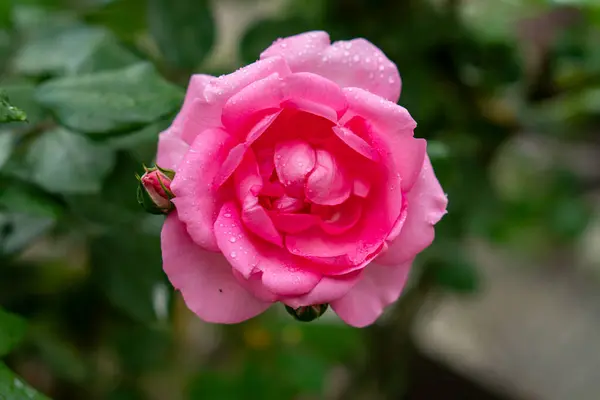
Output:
[0,92,27,123]
[24,128,116,194]
[106,119,171,164]
[0,184,63,219]
[73,34,140,74]
[0,362,50,400]
[0,213,55,256]
[0,132,17,170]
[1,84,46,127]
[84,0,147,45]
[0,309,27,357]
[91,232,164,323]
[148,0,215,69]
[36,63,184,134]
[0,30,11,73]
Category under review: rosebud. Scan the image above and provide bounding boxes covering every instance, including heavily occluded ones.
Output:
[137,165,175,215]
[285,304,329,322]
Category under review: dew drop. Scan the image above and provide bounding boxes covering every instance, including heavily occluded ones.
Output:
[353,55,360,62]
[224,212,232,218]
[229,237,237,243]
[230,251,237,258]
[378,65,385,71]
[388,76,395,84]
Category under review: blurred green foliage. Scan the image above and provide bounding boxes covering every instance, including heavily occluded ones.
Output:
[0,0,598,399]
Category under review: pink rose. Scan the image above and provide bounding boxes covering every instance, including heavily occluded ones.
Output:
[157,32,447,327]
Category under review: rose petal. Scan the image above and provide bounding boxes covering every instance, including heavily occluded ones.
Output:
[332,125,380,162]
[214,203,322,296]
[233,151,283,247]
[232,269,278,302]
[222,73,285,135]
[261,32,401,102]
[272,195,305,213]
[281,98,338,122]
[274,139,316,198]
[214,143,248,189]
[261,31,331,72]
[242,204,283,247]
[281,72,348,120]
[156,132,189,171]
[179,99,224,144]
[162,212,271,323]
[204,56,291,104]
[376,156,448,266]
[171,128,236,251]
[342,88,415,137]
[353,177,371,198]
[320,197,363,235]
[288,160,401,271]
[270,212,320,234]
[169,74,214,141]
[283,270,362,308]
[234,149,263,206]
[305,149,352,206]
[246,110,282,145]
[331,259,413,327]
[344,114,425,192]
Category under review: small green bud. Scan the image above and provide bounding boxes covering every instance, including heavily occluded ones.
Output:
[137,165,175,215]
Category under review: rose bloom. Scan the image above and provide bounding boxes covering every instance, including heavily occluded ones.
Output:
[157,32,447,327]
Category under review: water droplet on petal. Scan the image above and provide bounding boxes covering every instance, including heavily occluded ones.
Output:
[353,55,360,62]
[224,212,232,218]
[388,76,395,84]
[230,251,237,258]
[229,237,237,243]
[378,65,385,71]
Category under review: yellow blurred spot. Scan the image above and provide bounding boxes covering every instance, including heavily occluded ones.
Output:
[479,96,516,127]
[281,325,303,346]
[243,325,271,349]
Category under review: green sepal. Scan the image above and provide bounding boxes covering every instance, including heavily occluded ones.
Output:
[285,304,329,322]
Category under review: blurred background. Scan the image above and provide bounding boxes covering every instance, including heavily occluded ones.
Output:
[1,0,599,399]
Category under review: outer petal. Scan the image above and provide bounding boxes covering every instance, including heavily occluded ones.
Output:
[342,88,415,136]
[205,56,292,105]
[261,32,401,102]
[156,74,212,168]
[376,156,448,266]
[331,259,413,327]
[214,202,322,297]
[156,132,189,171]
[171,128,237,251]
[162,213,271,324]
[261,31,331,72]
[283,270,362,308]
[171,74,214,136]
